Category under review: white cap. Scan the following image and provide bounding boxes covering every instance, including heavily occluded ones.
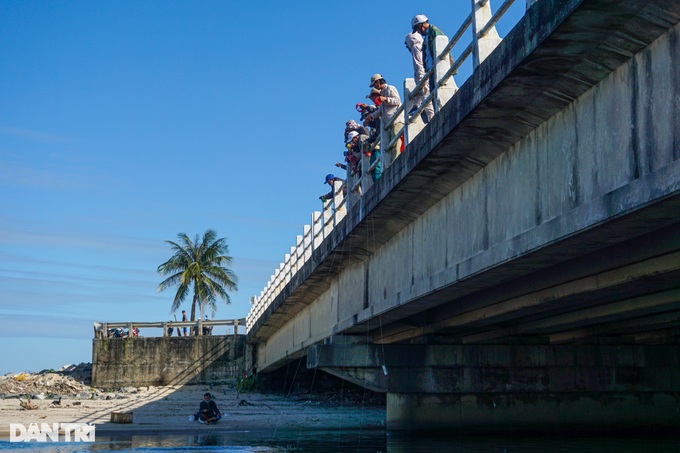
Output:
[346,131,359,143]
[411,14,428,29]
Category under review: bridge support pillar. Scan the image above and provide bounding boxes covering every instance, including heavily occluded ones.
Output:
[386,392,679,432]
[307,343,680,432]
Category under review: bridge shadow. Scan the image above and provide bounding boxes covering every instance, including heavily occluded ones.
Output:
[81,335,248,433]
[76,353,385,441]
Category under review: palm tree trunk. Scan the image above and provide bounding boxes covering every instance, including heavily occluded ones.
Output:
[191,293,197,321]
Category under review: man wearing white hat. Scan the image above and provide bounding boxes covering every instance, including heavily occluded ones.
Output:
[405,31,434,123]
[366,74,404,159]
[411,14,448,75]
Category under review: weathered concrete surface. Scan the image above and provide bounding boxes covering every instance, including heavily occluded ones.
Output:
[308,344,680,393]
[309,343,680,431]
[247,0,680,433]
[92,336,246,388]
[251,0,680,372]
[387,392,679,432]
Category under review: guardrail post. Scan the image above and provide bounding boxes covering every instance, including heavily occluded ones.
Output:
[284,253,291,285]
[347,168,362,209]
[472,0,503,68]
[234,319,239,337]
[197,319,203,336]
[289,246,297,275]
[163,321,168,337]
[312,211,322,249]
[404,78,427,144]
[332,179,345,217]
[303,225,312,260]
[102,322,108,338]
[323,204,333,239]
[128,323,133,338]
[435,35,458,108]
[361,147,373,193]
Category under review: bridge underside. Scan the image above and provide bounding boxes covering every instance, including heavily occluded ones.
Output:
[308,343,680,432]
[309,0,680,431]
[346,212,680,347]
[250,0,680,432]
[308,215,680,431]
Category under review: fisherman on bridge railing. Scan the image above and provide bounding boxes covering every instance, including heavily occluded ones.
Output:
[250,4,525,329]
[405,30,434,124]
[413,15,451,86]
[366,74,404,158]
[360,91,381,144]
[342,121,368,174]
[319,173,345,202]
[411,14,456,112]
[343,119,369,144]
[348,130,381,182]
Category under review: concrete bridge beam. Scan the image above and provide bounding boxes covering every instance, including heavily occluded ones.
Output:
[308,343,680,431]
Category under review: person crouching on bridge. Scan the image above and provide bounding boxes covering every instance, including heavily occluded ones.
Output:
[196,392,221,424]
[348,131,382,182]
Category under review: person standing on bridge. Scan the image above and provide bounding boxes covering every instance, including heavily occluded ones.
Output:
[411,15,448,75]
[404,30,434,124]
[412,14,455,112]
[366,74,404,156]
[181,309,188,336]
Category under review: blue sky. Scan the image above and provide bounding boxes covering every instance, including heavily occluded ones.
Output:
[0,1,525,374]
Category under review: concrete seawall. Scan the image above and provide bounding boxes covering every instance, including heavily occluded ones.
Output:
[92,336,246,388]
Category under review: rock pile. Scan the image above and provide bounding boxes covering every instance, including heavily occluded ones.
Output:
[0,363,94,398]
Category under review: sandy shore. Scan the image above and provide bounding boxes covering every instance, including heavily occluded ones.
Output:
[0,384,385,438]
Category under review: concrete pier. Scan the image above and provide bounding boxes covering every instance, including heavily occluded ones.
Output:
[309,343,680,431]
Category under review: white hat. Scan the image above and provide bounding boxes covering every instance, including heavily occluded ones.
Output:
[411,14,428,30]
[346,131,359,143]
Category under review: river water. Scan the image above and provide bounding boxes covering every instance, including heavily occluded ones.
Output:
[1,429,679,452]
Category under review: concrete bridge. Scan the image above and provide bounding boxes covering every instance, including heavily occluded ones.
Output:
[246,0,680,431]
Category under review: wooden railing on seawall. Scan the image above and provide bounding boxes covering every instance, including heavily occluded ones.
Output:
[93,318,246,338]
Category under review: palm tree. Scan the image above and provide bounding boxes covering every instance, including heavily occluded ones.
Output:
[157,229,238,320]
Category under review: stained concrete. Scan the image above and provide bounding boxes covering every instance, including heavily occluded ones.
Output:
[309,343,680,431]
[251,0,680,371]
[248,0,680,432]
[92,336,246,388]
